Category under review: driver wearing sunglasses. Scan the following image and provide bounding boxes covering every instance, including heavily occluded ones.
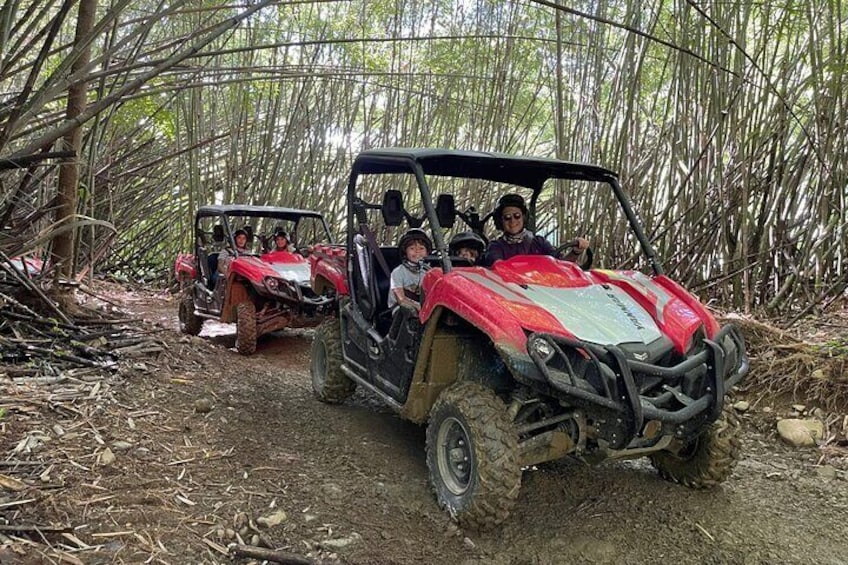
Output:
[482,193,590,267]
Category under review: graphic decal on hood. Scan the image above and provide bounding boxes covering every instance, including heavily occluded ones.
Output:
[597,269,672,324]
[525,284,662,344]
[459,271,661,345]
[269,262,311,285]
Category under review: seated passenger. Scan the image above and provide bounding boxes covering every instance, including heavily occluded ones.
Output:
[216,229,250,281]
[232,229,250,254]
[274,230,290,251]
[482,193,590,267]
[448,231,486,264]
[388,228,432,311]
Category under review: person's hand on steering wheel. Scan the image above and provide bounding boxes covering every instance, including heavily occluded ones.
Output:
[572,237,590,253]
[555,237,589,257]
[555,236,593,269]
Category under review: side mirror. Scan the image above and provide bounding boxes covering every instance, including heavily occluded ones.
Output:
[435,194,456,229]
[382,190,405,227]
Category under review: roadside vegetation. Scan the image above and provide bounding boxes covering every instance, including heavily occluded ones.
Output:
[1,0,846,318]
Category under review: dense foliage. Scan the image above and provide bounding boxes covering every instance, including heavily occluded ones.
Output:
[0,0,845,320]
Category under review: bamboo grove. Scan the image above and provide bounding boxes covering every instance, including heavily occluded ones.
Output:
[0,0,845,322]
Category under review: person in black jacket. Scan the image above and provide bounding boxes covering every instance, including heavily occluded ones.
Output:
[483,193,590,267]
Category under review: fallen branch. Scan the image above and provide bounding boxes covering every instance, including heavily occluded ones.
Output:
[228,543,316,564]
[0,460,51,467]
[0,498,37,509]
[15,343,106,368]
[0,524,72,534]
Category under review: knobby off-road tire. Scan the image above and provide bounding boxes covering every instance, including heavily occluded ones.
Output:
[235,302,257,355]
[426,381,522,530]
[310,318,355,403]
[650,405,742,488]
[178,291,203,336]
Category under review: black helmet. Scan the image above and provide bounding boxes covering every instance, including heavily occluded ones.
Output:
[449,231,485,255]
[233,229,248,238]
[397,228,433,255]
[493,193,529,231]
[274,230,288,240]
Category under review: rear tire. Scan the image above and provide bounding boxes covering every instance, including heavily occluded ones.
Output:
[425,381,521,530]
[178,291,203,336]
[235,302,257,355]
[310,318,355,403]
[650,405,742,488]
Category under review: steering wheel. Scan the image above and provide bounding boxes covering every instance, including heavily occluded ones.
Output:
[448,257,476,267]
[409,254,443,268]
[555,240,593,270]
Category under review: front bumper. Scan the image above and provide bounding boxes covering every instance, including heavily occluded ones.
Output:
[524,324,748,448]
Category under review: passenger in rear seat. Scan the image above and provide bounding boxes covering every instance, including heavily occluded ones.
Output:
[449,231,486,264]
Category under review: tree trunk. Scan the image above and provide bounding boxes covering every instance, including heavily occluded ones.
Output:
[53,0,97,280]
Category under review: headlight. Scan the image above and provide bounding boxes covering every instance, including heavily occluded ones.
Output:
[264,277,280,291]
[530,336,555,362]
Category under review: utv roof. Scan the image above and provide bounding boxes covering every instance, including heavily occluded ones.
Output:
[352,148,618,189]
[197,205,325,220]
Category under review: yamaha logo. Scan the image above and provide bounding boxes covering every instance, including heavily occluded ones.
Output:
[605,291,646,330]
[633,352,648,361]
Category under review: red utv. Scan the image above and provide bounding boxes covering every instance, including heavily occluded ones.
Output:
[175,205,334,354]
[308,149,748,529]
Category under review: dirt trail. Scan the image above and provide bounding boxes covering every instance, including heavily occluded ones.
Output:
[5,288,848,564]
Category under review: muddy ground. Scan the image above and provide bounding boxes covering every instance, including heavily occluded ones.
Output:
[2,286,848,564]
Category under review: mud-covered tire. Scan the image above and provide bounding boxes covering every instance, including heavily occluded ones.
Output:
[178,292,203,336]
[650,405,742,488]
[235,302,257,355]
[310,318,355,403]
[425,381,521,530]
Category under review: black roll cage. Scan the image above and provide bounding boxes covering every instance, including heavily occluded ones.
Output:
[345,148,662,276]
[195,205,334,253]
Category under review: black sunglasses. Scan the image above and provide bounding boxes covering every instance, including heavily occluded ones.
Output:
[502,212,523,221]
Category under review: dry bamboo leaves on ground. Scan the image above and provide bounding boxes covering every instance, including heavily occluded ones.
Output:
[0,282,170,562]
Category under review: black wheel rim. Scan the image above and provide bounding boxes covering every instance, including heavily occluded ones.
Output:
[312,339,327,387]
[436,416,473,495]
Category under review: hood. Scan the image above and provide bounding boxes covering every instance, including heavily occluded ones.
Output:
[458,267,660,345]
[521,283,662,344]
[267,262,311,285]
[423,255,702,352]
[233,255,311,286]
[262,252,310,285]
